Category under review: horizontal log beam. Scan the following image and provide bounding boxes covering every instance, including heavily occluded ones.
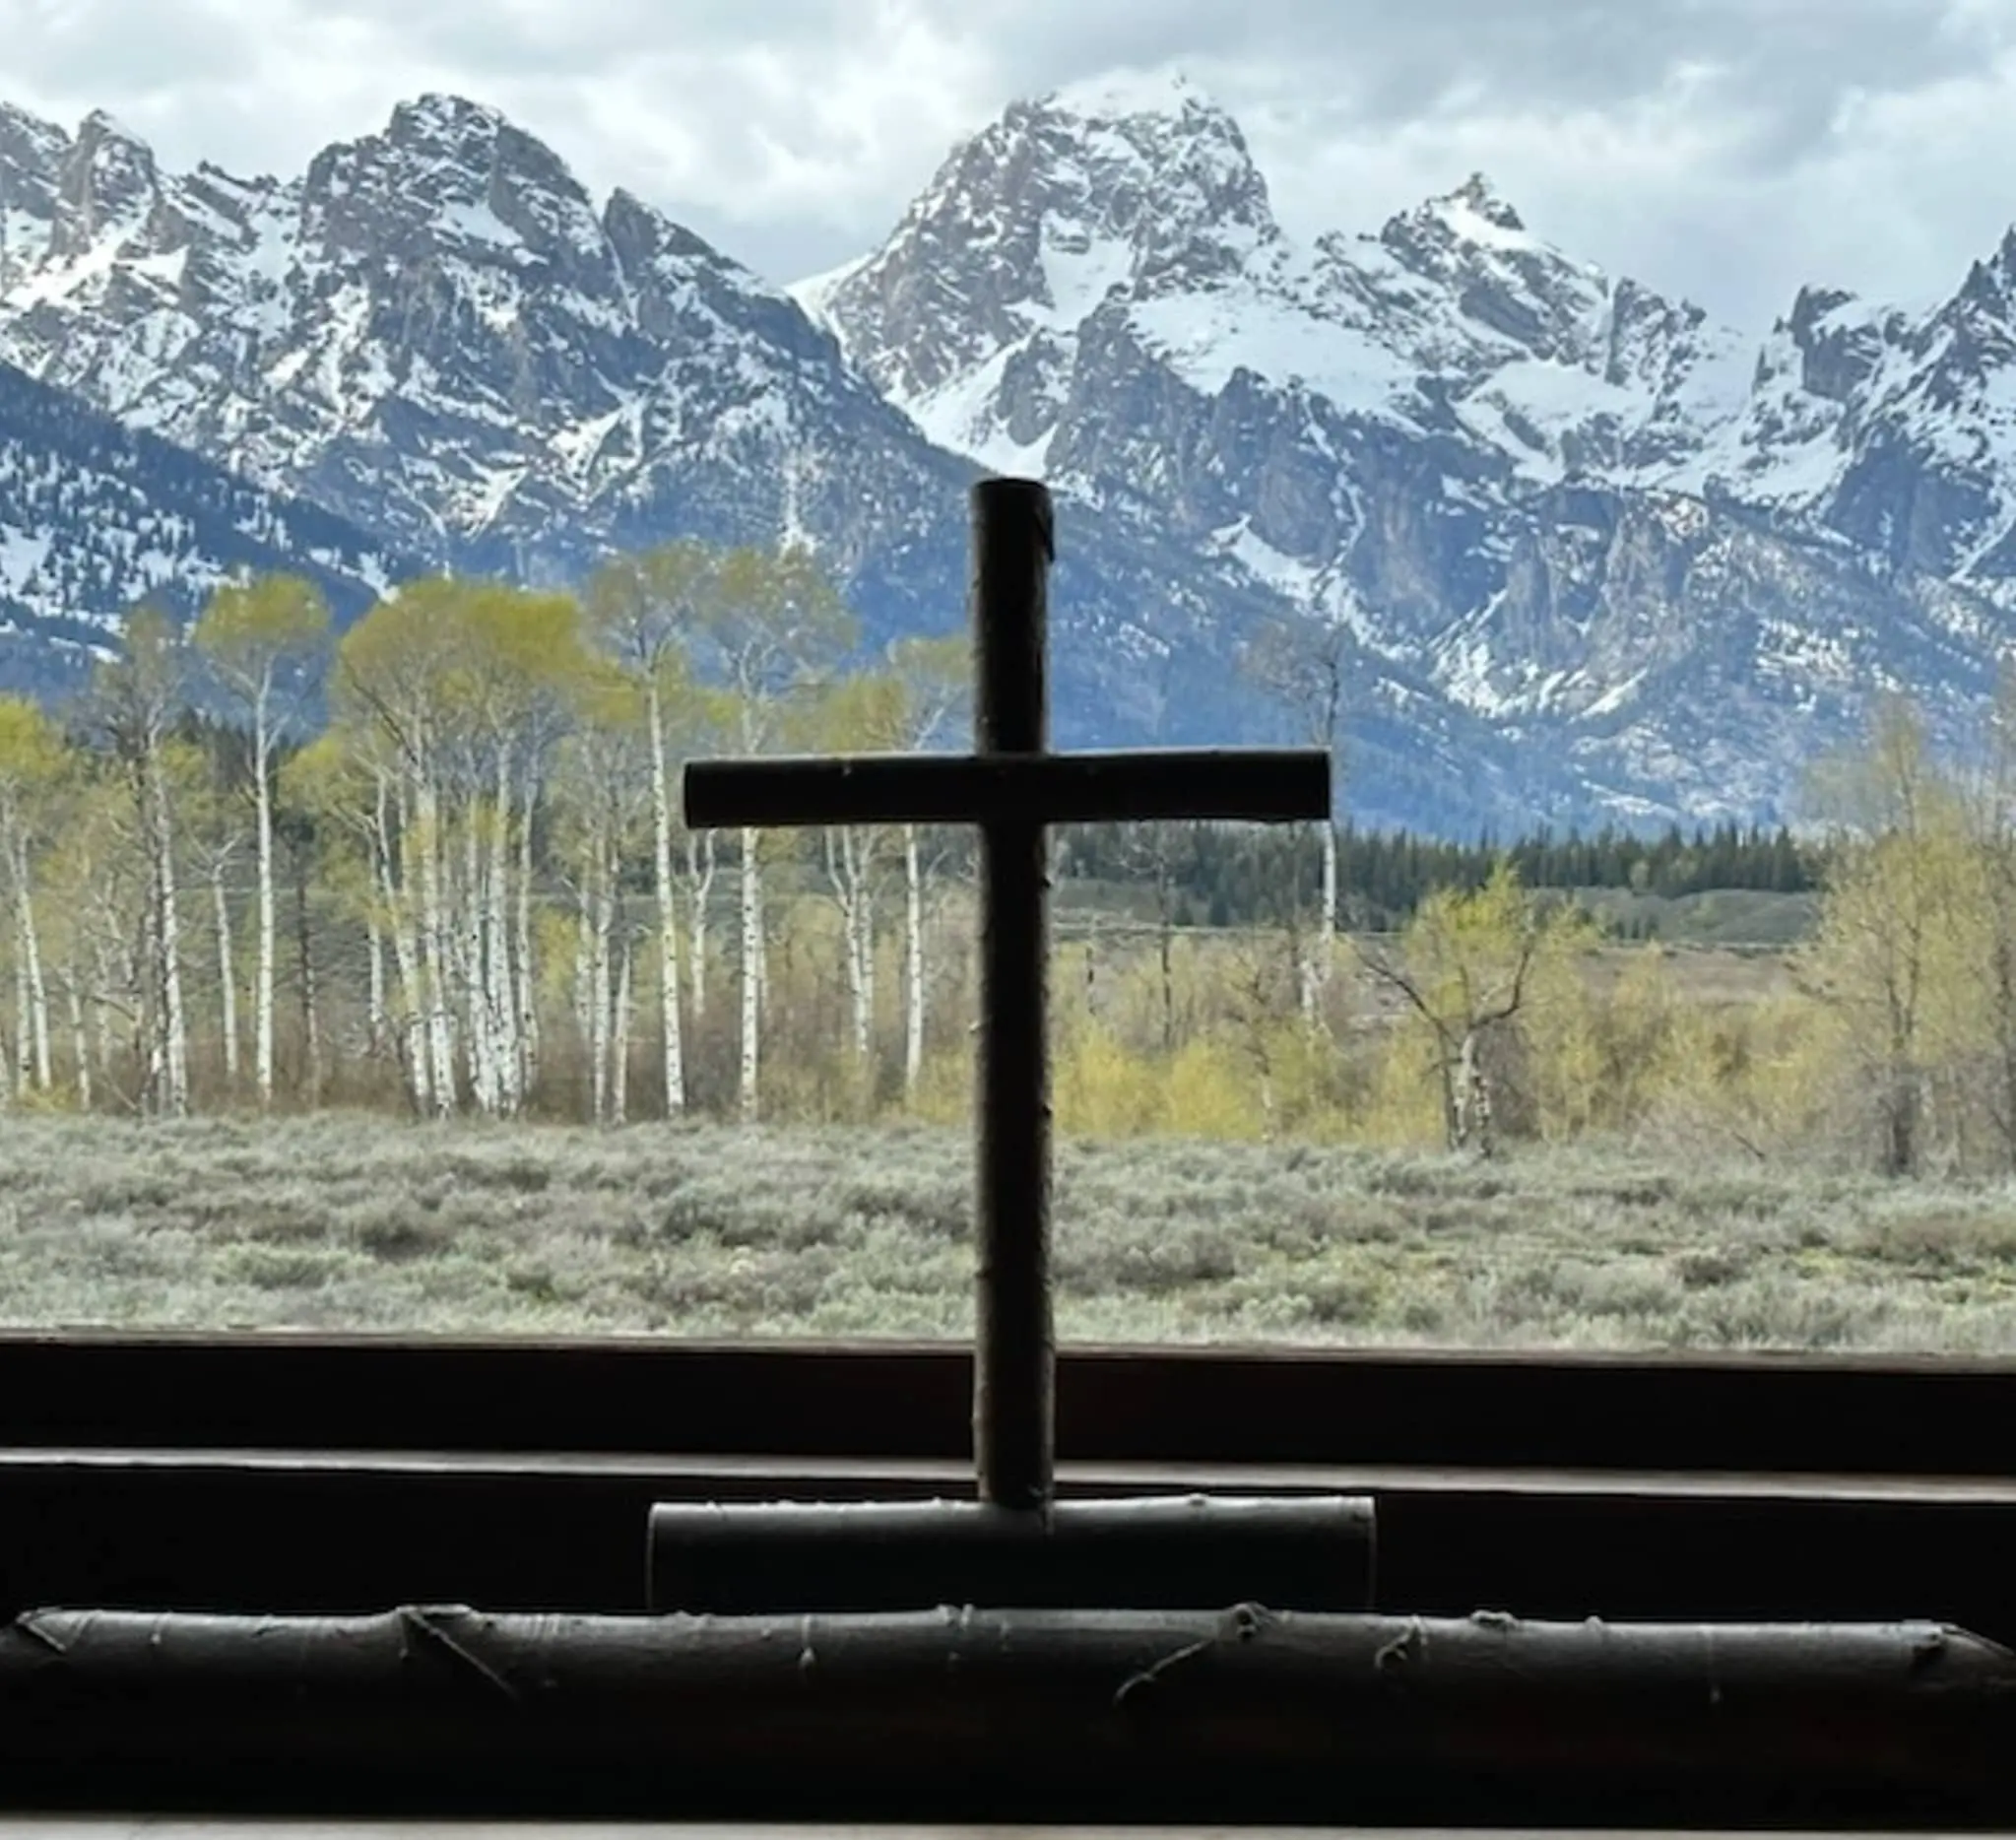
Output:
[683,749,1330,829]
[647,1492,1376,1612]
[11,1452,2016,1639]
[1,1607,2009,1824]
[5,1333,2014,1479]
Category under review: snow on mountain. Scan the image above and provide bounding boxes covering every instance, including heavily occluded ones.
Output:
[798,74,2016,820]
[794,77,1752,501]
[0,355,405,694]
[16,76,2016,825]
[0,93,1406,789]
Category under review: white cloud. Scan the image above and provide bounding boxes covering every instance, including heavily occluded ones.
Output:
[4,0,2016,323]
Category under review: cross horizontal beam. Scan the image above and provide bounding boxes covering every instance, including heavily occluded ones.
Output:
[684,748,1330,831]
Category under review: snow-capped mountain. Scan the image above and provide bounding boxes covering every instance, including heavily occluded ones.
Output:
[0,354,401,695]
[798,75,1752,497]
[10,76,2016,826]
[797,71,2016,818]
[0,93,1375,773]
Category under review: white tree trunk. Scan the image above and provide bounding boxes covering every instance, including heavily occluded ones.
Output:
[903,824,925,1100]
[687,830,715,1019]
[253,720,276,1111]
[589,865,612,1127]
[515,789,540,1099]
[366,914,387,1061]
[13,950,28,1090]
[612,926,633,1128]
[825,827,875,1068]
[739,824,761,1123]
[416,779,458,1117]
[461,810,496,1115]
[487,762,520,1116]
[211,867,239,1090]
[647,686,686,1116]
[65,974,91,1111]
[14,852,51,1090]
[377,827,428,1115]
[152,746,189,1118]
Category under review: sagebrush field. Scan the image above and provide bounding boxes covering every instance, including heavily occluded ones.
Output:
[3,1113,2015,1351]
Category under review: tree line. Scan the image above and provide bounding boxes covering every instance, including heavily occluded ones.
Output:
[1053,817,1814,932]
[0,539,1990,1179]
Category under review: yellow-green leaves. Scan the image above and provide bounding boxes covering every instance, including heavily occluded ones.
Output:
[193,574,330,689]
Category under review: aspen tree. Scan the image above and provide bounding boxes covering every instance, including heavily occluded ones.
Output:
[41,775,134,1109]
[1975,680,2016,1169]
[695,545,854,1123]
[1244,613,1349,1022]
[193,575,330,1111]
[337,581,470,1115]
[173,741,246,1095]
[803,671,906,1084]
[451,583,587,1117]
[582,544,721,1118]
[550,664,649,1124]
[887,635,969,1103]
[88,610,193,1117]
[1800,698,1973,1176]
[0,697,65,1095]
[286,728,431,1114]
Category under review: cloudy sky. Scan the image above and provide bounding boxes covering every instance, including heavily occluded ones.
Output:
[6,0,2016,326]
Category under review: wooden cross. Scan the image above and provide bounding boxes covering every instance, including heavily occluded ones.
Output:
[684,478,1329,1512]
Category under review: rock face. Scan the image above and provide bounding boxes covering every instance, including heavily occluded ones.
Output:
[799,72,2016,821]
[9,77,2016,826]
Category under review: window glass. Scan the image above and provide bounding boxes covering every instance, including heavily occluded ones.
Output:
[1,8,2010,1356]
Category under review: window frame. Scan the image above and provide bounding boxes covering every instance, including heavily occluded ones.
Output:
[8,1326,2012,1474]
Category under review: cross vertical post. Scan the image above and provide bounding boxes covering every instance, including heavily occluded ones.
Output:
[971,478,1055,1512]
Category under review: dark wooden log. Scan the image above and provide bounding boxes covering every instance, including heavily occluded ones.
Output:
[971,476,1054,1513]
[10,1333,2016,1479]
[2,1606,2011,1823]
[646,1492,1376,1612]
[683,749,1331,829]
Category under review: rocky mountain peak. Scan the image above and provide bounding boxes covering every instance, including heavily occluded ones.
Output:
[1379,172,1551,280]
[793,70,1280,415]
[1370,171,1615,368]
[386,92,507,143]
[298,93,614,284]
[48,108,163,260]
[0,103,69,290]
[0,101,67,164]
[1776,284,1893,404]
[1447,170,1526,233]
[1014,68,1279,279]
[1034,67,1214,121]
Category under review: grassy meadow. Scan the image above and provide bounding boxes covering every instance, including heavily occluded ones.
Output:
[3,1109,2016,1352]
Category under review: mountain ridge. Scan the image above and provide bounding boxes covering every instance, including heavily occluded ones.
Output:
[6,78,2016,828]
